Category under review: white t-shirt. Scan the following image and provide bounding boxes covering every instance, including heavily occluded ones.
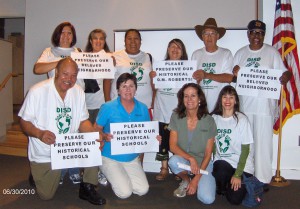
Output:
[212,112,254,174]
[37,47,79,78]
[153,88,179,123]
[233,44,287,115]
[191,47,233,112]
[111,49,152,108]
[18,78,89,163]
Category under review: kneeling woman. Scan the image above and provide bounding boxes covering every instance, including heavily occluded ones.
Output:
[168,83,217,204]
[211,85,254,205]
[95,73,160,199]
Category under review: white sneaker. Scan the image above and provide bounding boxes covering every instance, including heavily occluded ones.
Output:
[69,174,82,184]
[59,177,64,185]
[98,172,108,186]
[173,180,189,198]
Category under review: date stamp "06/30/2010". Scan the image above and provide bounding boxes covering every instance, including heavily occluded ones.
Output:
[2,188,35,195]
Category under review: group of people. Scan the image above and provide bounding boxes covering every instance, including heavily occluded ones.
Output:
[18,17,291,206]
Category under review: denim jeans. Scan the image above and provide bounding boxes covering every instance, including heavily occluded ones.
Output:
[60,168,80,179]
[168,155,216,204]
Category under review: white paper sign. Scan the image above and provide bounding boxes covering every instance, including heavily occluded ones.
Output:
[153,60,197,88]
[236,67,282,99]
[51,132,102,170]
[110,121,159,155]
[71,50,115,79]
[177,162,208,175]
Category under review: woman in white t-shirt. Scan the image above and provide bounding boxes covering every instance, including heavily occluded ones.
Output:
[103,29,154,107]
[81,29,113,186]
[211,85,254,205]
[150,39,188,181]
[82,29,111,126]
[33,21,80,78]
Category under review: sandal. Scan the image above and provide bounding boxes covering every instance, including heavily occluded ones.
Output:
[156,167,169,181]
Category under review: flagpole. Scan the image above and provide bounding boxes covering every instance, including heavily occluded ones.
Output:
[270,43,290,187]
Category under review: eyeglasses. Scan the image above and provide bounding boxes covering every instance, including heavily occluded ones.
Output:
[202,32,218,37]
[249,30,265,37]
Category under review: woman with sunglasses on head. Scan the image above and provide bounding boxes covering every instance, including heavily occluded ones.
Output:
[80,28,112,186]
[150,39,188,181]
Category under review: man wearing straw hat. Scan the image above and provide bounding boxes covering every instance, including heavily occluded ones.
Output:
[232,20,291,187]
[192,17,234,113]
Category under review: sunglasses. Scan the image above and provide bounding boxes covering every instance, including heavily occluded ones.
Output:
[249,30,265,37]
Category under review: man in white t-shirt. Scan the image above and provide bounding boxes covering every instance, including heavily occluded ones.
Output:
[192,18,234,113]
[18,58,106,205]
[232,20,291,186]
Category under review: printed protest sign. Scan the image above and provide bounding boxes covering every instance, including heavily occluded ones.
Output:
[110,121,159,155]
[71,50,115,79]
[236,67,282,99]
[51,132,102,170]
[153,60,197,88]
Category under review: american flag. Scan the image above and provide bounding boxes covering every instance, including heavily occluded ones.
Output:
[272,0,300,133]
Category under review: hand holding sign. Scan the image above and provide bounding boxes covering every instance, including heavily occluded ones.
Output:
[51,132,102,170]
[110,121,159,155]
[103,133,113,142]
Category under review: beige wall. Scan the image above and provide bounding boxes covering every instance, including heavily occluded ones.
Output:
[0,40,13,137]
[0,0,25,17]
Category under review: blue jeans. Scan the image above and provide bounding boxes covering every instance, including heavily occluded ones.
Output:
[60,168,80,178]
[168,155,216,204]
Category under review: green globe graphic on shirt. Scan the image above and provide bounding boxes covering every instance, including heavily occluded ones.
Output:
[203,68,215,85]
[56,114,72,134]
[131,66,144,82]
[217,134,231,153]
[246,57,261,68]
[246,61,260,68]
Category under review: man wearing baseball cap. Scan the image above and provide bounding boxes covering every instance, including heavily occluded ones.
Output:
[192,17,234,113]
[232,20,291,188]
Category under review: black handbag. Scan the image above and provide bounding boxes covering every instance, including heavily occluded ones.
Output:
[83,79,100,93]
